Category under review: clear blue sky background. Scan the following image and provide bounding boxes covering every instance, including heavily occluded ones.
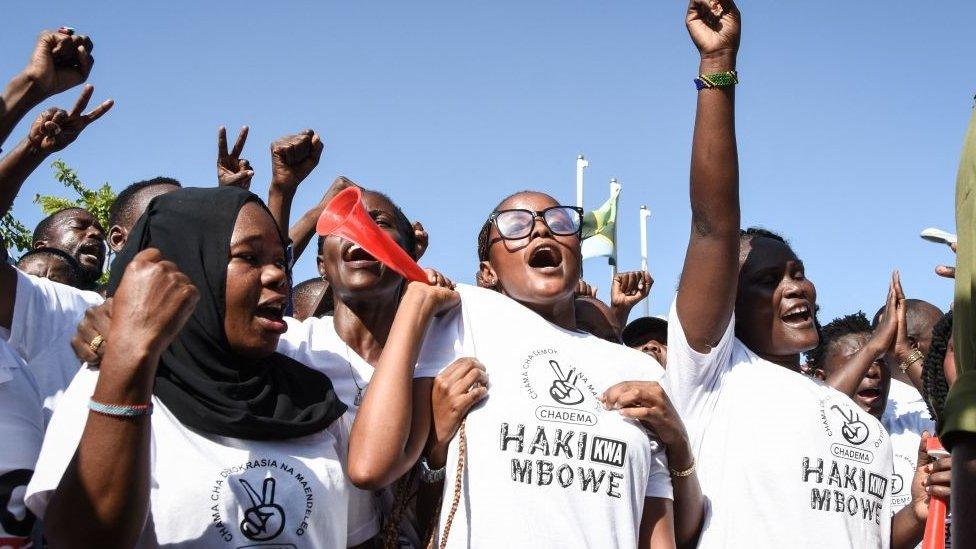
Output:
[1,1,969,323]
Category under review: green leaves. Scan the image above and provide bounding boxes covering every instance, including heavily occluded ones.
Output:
[3,159,116,274]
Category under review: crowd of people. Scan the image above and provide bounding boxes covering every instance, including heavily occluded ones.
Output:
[0,1,972,548]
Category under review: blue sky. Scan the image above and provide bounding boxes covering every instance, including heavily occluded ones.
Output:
[1,1,969,323]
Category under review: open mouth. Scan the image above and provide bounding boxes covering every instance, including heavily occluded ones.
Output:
[780,302,813,327]
[342,243,380,268]
[527,243,563,271]
[76,241,104,265]
[254,297,288,333]
[857,387,881,401]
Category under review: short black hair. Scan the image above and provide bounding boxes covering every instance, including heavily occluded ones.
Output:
[622,317,668,347]
[806,311,872,370]
[31,207,92,244]
[316,190,416,259]
[922,310,953,425]
[16,246,83,285]
[108,177,182,229]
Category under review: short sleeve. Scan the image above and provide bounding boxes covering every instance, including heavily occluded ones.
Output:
[0,355,44,542]
[24,365,99,518]
[662,297,736,419]
[415,304,464,379]
[644,442,673,501]
[6,270,102,362]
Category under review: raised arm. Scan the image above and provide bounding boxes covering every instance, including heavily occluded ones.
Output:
[288,176,356,262]
[347,281,459,490]
[43,249,198,548]
[611,270,653,333]
[824,274,900,397]
[0,85,112,330]
[266,129,323,244]
[216,125,254,189]
[674,0,741,353]
[1,30,94,148]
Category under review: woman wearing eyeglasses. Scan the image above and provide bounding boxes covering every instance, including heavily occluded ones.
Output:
[350,186,698,548]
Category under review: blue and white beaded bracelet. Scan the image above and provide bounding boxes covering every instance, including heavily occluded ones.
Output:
[89,399,153,418]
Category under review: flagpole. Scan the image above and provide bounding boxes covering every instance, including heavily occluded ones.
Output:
[576,155,588,208]
[609,178,620,285]
[639,205,651,317]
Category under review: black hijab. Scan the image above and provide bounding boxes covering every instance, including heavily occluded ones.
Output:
[107,187,346,440]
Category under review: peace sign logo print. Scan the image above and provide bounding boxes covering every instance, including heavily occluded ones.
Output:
[206,457,319,548]
[548,360,585,405]
[239,478,285,541]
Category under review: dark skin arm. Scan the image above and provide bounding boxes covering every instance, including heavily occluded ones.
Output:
[675,0,741,353]
[43,249,198,548]
[0,85,112,330]
[287,176,355,263]
[824,273,900,398]
[1,30,94,148]
[347,282,459,490]
[603,381,703,548]
[265,129,323,245]
[611,271,652,335]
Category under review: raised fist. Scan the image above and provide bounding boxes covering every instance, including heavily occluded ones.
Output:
[110,248,199,358]
[611,270,652,309]
[23,29,95,101]
[270,129,324,194]
[27,85,113,154]
[686,0,741,59]
[217,126,254,189]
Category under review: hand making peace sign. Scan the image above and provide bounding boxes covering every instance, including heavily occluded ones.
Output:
[27,84,113,154]
[217,125,254,189]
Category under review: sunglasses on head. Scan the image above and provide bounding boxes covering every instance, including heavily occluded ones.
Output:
[488,206,584,240]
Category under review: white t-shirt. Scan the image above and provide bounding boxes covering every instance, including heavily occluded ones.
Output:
[275,314,457,548]
[663,300,893,548]
[882,379,935,515]
[26,365,379,548]
[4,269,103,422]
[0,341,44,548]
[420,285,672,549]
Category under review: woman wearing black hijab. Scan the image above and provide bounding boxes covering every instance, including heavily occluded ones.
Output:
[24,187,381,548]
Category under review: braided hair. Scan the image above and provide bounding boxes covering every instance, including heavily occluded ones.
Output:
[922,310,953,425]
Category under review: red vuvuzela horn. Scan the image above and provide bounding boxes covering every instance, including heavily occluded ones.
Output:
[922,436,949,549]
[316,186,429,284]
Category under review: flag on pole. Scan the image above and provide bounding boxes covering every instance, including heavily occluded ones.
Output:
[581,180,621,265]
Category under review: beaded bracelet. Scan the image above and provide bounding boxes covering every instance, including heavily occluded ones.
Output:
[670,457,696,478]
[89,398,153,418]
[695,69,738,91]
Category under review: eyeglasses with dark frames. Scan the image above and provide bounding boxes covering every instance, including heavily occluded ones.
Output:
[488,206,584,240]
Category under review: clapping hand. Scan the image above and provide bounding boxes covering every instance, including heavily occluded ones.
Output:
[27,84,113,154]
[217,126,254,189]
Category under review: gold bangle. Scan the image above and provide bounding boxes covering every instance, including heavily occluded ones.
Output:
[88,334,105,354]
[670,457,696,478]
[899,349,924,373]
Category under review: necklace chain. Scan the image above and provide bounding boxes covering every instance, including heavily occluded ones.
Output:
[341,342,367,406]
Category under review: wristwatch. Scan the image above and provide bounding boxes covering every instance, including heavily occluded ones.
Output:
[419,456,446,483]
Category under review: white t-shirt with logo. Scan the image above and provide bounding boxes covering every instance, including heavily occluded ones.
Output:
[663,301,893,548]
[3,269,103,421]
[25,365,379,548]
[0,341,44,548]
[883,378,935,515]
[418,285,672,549]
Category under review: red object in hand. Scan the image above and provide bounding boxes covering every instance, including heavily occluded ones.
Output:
[923,436,950,549]
[316,186,429,284]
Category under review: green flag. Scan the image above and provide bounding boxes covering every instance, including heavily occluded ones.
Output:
[581,183,620,265]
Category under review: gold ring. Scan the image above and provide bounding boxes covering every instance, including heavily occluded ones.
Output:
[88,334,105,354]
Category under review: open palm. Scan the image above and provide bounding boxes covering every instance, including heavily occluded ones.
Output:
[686,0,740,57]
